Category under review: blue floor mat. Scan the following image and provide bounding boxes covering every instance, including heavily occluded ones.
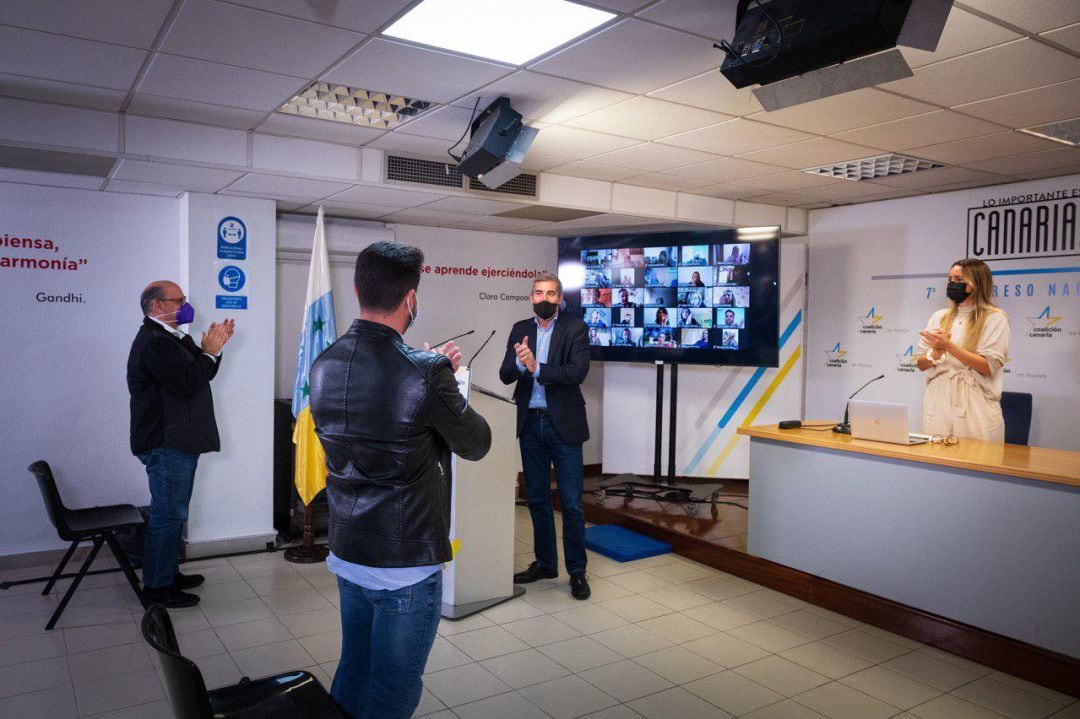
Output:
[585,525,672,563]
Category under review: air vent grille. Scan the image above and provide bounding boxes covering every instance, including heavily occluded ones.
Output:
[1019,118,1079,147]
[469,173,537,197]
[803,153,944,181]
[386,155,463,188]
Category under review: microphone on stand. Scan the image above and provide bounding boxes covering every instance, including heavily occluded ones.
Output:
[430,329,475,348]
[833,374,886,434]
[468,330,497,368]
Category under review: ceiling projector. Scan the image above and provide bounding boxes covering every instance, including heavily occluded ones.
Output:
[457,97,538,190]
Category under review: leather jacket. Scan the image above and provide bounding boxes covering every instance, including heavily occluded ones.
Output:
[309,319,491,567]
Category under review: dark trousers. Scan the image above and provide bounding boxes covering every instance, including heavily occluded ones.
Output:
[138,447,199,589]
[520,409,587,575]
[332,571,442,719]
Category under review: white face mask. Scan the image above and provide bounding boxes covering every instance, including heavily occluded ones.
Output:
[406,294,419,331]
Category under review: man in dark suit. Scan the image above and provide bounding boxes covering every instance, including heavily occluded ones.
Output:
[127,281,234,607]
[499,272,592,600]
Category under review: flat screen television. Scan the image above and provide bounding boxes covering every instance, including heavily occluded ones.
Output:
[558,229,780,367]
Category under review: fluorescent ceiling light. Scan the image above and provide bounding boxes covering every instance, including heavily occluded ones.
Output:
[384,0,615,65]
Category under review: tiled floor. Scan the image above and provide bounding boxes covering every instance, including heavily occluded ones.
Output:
[0,506,1076,718]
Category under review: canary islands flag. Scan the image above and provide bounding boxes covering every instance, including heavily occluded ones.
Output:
[291,206,337,505]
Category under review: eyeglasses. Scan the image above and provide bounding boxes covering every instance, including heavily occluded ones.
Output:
[930,434,959,446]
[159,296,187,305]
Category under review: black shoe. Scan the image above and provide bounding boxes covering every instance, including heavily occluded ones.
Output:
[570,573,591,600]
[513,562,558,584]
[143,585,200,608]
[172,572,205,590]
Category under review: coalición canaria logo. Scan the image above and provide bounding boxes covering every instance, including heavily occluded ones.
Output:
[856,306,884,334]
[1027,306,1064,338]
[825,341,849,368]
[895,345,917,373]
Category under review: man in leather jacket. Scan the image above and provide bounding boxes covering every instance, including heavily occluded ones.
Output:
[309,241,491,719]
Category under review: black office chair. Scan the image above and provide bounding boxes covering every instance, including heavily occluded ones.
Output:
[141,604,348,719]
[1001,391,1033,446]
[29,460,147,630]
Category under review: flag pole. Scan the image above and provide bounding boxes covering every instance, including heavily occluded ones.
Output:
[284,490,327,563]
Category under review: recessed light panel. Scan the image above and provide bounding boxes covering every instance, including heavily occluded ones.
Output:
[384,0,615,65]
[1018,118,1079,148]
[279,82,433,129]
[803,153,944,181]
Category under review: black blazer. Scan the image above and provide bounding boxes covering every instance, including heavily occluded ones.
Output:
[499,314,590,445]
[127,318,221,455]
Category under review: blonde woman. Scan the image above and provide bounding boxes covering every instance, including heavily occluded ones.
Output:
[917,258,1010,442]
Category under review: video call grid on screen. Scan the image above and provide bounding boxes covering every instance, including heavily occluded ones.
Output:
[563,230,780,367]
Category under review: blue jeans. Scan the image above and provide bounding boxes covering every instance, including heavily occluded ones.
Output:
[332,571,443,719]
[520,410,587,575]
[138,447,199,589]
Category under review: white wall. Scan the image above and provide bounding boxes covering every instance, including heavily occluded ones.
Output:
[805,174,1080,451]
[602,240,807,479]
[275,216,604,466]
[0,183,180,555]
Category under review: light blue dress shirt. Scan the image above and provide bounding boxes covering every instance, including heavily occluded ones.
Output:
[516,314,556,409]
[326,551,440,591]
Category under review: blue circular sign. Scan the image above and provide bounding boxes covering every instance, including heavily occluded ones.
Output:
[218,265,246,292]
[218,216,246,244]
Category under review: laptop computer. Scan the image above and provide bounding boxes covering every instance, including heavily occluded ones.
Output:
[849,400,931,445]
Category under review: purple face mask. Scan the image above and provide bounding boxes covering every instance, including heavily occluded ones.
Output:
[175,302,195,325]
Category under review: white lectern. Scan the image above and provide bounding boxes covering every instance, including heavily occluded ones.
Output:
[441,368,524,619]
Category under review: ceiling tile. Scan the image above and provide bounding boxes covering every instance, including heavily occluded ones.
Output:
[959,0,1080,34]
[309,202,396,220]
[220,189,315,207]
[325,38,512,104]
[637,0,738,41]
[833,110,1004,151]
[253,134,359,180]
[620,173,712,191]
[0,97,118,152]
[521,152,577,172]
[126,93,268,129]
[223,0,413,33]
[589,143,718,171]
[104,179,186,197]
[799,181,907,201]
[564,97,730,141]
[906,131,1064,165]
[730,171,844,192]
[529,19,721,94]
[421,196,525,215]
[882,39,1080,108]
[587,0,655,12]
[953,78,1080,129]
[964,148,1080,177]
[1041,22,1080,53]
[677,156,788,182]
[919,174,1016,193]
[0,72,127,112]
[112,159,243,190]
[163,0,364,77]
[139,54,306,111]
[738,138,880,170]
[528,125,641,159]
[870,166,1000,189]
[367,131,464,160]
[0,25,146,90]
[450,215,546,232]
[329,184,447,208]
[255,113,386,145]
[740,191,821,207]
[125,116,248,166]
[452,72,633,124]
[898,7,1020,68]
[745,88,935,136]
[398,105,481,141]
[0,168,103,190]
[658,118,814,155]
[546,161,641,182]
[0,0,173,48]
[649,69,763,116]
[225,173,352,199]
[381,208,476,226]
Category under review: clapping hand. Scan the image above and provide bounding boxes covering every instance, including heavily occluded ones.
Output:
[514,336,537,373]
[424,340,463,373]
[201,318,235,355]
[918,328,950,352]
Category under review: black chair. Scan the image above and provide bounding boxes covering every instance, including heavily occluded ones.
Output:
[141,604,348,719]
[29,460,147,630]
[1001,391,1033,446]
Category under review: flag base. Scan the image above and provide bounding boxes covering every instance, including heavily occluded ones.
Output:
[284,544,329,563]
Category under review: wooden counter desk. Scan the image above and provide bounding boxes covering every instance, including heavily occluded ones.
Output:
[737,424,1080,486]
[737,423,1080,666]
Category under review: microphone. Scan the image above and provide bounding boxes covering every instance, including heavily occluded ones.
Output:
[833,373,886,434]
[468,330,497,368]
[430,329,475,348]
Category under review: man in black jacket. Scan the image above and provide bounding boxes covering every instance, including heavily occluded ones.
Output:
[127,281,234,608]
[309,241,491,719]
[500,273,592,600]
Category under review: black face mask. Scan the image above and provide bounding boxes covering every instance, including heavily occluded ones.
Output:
[533,300,558,320]
[946,281,971,304]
